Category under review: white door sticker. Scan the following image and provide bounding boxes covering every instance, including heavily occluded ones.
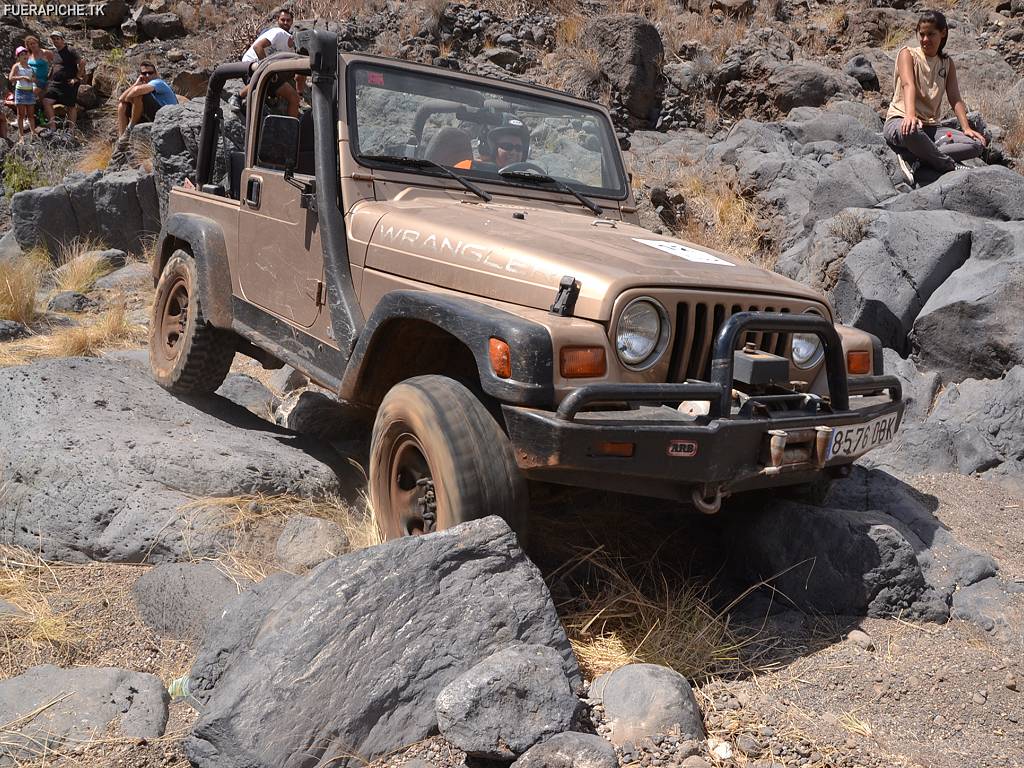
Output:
[632,238,735,266]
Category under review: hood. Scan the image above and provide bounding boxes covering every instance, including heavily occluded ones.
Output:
[363,197,826,320]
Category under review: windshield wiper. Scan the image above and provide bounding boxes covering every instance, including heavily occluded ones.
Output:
[498,170,603,216]
[358,154,492,203]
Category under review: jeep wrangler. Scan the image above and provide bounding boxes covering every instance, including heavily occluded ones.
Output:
[150,31,903,540]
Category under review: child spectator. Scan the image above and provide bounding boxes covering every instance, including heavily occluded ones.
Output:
[9,46,36,141]
[883,10,988,187]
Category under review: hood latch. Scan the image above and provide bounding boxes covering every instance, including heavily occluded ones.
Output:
[549,275,580,317]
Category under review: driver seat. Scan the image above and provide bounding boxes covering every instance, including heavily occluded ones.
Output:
[424,127,473,168]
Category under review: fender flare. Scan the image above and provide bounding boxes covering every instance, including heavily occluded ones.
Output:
[155,213,234,329]
[339,290,555,408]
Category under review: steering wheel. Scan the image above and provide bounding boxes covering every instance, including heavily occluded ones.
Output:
[498,162,547,175]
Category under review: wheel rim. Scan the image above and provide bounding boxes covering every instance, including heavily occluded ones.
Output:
[384,433,439,537]
[158,276,189,363]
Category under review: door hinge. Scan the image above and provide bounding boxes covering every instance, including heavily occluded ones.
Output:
[315,281,325,306]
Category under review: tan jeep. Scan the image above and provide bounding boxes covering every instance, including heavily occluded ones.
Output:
[150,31,903,540]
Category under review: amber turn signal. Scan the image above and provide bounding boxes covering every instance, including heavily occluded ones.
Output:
[846,350,871,375]
[489,338,511,378]
[593,441,635,457]
[560,346,607,378]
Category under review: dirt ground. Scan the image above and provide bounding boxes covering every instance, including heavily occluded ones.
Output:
[2,468,1020,768]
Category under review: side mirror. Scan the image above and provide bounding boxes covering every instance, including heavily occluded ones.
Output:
[258,114,300,171]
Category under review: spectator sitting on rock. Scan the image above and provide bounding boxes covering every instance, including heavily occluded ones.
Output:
[42,30,84,129]
[116,61,178,135]
[9,47,37,141]
[24,36,54,126]
[883,10,987,188]
[231,7,302,118]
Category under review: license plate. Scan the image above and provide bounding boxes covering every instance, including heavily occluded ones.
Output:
[827,413,899,460]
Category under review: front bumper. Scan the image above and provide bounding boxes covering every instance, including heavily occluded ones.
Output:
[502,312,904,502]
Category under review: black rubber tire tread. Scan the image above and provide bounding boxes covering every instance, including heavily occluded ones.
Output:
[149,250,235,394]
[369,375,529,542]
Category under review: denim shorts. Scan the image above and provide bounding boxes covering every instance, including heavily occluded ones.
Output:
[15,88,36,106]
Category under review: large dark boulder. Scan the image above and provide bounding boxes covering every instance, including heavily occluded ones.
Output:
[780,209,974,353]
[952,50,1017,108]
[781,107,883,146]
[436,644,581,760]
[11,169,161,256]
[138,11,187,40]
[84,0,129,28]
[712,29,859,117]
[0,665,168,763]
[726,500,932,618]
[867,366,1024,483]
[584,15,663,124]
[883,166,1024,221]
[703,107,892,247]
[845,54,880,91]
[9,185,78,257]
[185,517,580,768]
[767,61,863,113]
[0,358,343,562]
[912,221,1024,382]
[151,98,245,217]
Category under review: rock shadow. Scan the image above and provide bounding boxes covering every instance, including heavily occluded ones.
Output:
[171,390,369,504]
[526,467,971,681]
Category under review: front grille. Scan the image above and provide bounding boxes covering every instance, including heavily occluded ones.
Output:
[667,302,792,382]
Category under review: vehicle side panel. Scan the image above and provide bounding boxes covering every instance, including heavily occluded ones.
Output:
[158,191,240,329]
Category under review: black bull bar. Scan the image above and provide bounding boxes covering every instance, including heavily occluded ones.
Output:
[502,312,903,504]
[554,311,901,420]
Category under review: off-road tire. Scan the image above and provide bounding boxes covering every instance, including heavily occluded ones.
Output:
[369,375,529,542]
[149,250,235,394]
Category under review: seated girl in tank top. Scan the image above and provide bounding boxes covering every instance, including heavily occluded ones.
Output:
[882,10,987,187]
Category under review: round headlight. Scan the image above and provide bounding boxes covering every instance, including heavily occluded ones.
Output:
[616,298,667,368]
[791,332,824,369]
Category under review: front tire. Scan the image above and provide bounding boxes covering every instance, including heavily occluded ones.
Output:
[369,375,528,542]
[149,250,235,394]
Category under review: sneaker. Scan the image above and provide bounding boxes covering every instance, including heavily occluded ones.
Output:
[896,154,918,186]
[228,94,244,113]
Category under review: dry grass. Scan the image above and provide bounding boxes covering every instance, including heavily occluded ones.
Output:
[418,0,449,38]
[675,166,773,268]
[181,491,380,581]
[553,48,607,101]
[52,238,115,294]
[828,210,869,246]
[0,545,82,675]
[976,92,1024,157]
[838,710,873,738]
[673,12,748,63]
[554,545,745,681]
[76,138,114,173]
[0,305,145,366]
[0,256,44,324]
[555,13,585,49]
[882,26,908,51]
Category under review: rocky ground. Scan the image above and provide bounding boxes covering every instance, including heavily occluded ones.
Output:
[2,0,1024,766]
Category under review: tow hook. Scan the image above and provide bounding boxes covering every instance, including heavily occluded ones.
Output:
[691,484,724,515]
[416,477,437,532]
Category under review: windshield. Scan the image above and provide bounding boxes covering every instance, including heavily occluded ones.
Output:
[348,61,628,199]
